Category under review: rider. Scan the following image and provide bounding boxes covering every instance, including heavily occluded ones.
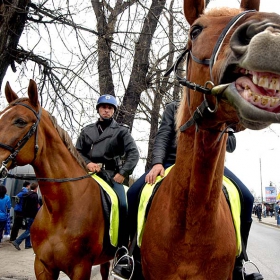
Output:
[112,100,263,280]
[76,94,139,186]
[76,94,139,245]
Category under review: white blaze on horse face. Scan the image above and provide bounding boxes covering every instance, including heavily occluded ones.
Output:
[0,108,12,120]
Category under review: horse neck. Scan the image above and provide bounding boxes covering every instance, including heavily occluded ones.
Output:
[174,127,227,211]
[31,122,90,202]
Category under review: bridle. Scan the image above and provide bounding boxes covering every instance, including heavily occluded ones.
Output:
[0,102,42,178]
[165,10,255,132]
[0,102,94,182]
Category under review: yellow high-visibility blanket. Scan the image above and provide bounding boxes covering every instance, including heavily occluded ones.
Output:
[92,174,128,247]
[137,167,241,256]
[137,165,174,247]
[223,175,242,256]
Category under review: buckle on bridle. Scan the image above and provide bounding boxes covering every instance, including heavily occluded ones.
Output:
[0,163,8,179]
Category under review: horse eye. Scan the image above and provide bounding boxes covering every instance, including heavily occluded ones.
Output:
[14,118,27,127]
[190,25,203,40]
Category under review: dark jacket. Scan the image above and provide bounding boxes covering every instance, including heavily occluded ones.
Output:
[151,101,179,166]
[76,119,139,178]
[23,191,39,219]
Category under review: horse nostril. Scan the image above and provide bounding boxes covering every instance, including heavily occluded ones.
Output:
[230,20,280,57]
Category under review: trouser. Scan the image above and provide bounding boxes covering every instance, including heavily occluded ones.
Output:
[0,220,6,241]
[10,211,24,241]
[14,217,34,248]
[112,182,129,247]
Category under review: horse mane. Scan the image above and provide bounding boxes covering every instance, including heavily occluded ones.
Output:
[48,114,88,171]
[205,7,242,17]
[176,89,187,134]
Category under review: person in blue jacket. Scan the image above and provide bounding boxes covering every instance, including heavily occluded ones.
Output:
[9,181,31,242]
[0,185,11,244]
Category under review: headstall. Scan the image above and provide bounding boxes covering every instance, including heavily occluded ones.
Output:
[0,103,94,182]
[0,102,41,178]
[165,10,255,132]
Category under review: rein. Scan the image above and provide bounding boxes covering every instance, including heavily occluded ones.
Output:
[5,172,95,183]
[165,10,255,131]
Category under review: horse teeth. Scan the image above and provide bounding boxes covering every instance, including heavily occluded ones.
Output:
[258,76,269,88]
[253,74,258,85]
[269,78,280,90]
[261,96,269,106]
[253,95,260,102]
[270,98,280,107]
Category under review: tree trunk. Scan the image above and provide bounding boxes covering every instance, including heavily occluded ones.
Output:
[0,0,29,89]
[116,0,167,128]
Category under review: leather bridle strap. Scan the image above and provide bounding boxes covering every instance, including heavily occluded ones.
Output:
[208,9,255,81]
[165,10,256,93]
[0,103,42,178]
[166,10,256,131]
[5,172,96,183]
[165,49,213,95]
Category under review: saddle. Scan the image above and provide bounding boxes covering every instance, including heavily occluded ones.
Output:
[137,165,242,256]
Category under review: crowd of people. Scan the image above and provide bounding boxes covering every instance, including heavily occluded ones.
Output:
[253,202,280,223]
[0,181,41,250]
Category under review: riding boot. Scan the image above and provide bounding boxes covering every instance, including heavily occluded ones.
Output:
[232,220,263,280]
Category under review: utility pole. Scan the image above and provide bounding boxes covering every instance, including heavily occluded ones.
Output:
[259,158,263,202]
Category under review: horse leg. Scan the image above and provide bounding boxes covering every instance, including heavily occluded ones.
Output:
[34,255,60,280]
[100,262,111,280]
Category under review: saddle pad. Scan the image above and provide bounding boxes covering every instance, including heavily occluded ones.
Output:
[137,167,241,256]
[137,165,174,246]
[92,174,125,247]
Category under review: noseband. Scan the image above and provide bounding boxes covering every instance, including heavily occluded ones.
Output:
[0,102,42,178]
[165,10,255,131]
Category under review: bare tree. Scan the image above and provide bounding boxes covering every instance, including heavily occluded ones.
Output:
[0,0,29,86]
[0,0,189,172]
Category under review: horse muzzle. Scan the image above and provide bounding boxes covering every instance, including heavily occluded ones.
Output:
[217,82,280,129]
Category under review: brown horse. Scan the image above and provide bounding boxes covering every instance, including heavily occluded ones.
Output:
[141,0,280,279]
[0,81,115,279]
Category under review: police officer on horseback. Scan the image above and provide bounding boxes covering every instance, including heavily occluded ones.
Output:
[76,94,139,189]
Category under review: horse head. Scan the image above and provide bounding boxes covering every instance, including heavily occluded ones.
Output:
[178,0,280,133]
[0,80,41,172]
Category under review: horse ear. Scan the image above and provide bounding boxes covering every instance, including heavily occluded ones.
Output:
[183,0,205,26]
[5,82,19,104]
[28,79,40,107]
[240,0,260,11]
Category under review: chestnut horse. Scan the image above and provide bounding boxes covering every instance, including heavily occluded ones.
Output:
[141,0,280,279]
[0,81,115,279]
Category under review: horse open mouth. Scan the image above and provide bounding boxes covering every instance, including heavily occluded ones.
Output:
[236,69,280,114]
[218,68,280,129]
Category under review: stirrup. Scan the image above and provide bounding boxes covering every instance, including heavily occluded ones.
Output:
[241,260,261,280]
[112,246,129,267]
[110,246,134,280]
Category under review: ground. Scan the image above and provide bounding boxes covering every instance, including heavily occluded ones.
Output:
[0,231,102,280]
